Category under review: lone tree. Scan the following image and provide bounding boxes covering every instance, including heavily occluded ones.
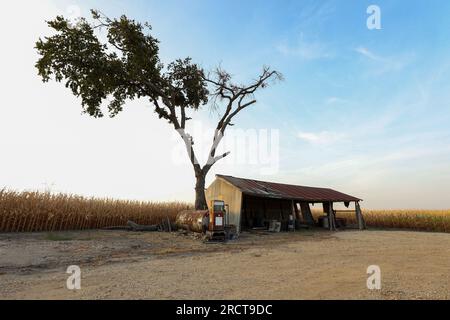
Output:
[35,10,282,210]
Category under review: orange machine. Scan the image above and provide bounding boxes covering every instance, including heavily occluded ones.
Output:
[206,200,227,241]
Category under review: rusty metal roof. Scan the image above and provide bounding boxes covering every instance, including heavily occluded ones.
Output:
[216,175,361,203]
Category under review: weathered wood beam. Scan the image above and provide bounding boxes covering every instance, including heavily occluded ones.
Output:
[355,201,366,230]
[292,201,299,220]
[327,201,337,231]
[300,202,315,226]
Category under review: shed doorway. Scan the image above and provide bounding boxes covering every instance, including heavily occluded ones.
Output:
[240,194,293,231]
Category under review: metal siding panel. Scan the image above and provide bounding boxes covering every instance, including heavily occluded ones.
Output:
[206,178,243,233]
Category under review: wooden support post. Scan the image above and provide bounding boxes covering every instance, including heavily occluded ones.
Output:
[327,202,337,231]
[292,201,301,221]
[287,200,295,232]
[300,202,315,226]
[355,201,366,230]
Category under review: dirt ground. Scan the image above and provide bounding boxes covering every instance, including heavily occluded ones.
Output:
[0,229,449,300]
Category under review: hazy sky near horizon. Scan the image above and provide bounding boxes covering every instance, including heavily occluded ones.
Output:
[1,0,450,209]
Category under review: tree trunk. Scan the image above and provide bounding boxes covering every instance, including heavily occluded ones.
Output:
[194,173,208,210]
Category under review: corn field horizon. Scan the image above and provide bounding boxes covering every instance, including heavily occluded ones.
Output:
[0,189,191,233]
[1,189,450,233]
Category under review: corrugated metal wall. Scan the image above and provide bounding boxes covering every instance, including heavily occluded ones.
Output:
[205,178,243,233]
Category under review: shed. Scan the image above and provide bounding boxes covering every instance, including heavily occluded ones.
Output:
[205,174,365,233]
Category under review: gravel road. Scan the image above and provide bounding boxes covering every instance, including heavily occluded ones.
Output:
[0,229,449,299]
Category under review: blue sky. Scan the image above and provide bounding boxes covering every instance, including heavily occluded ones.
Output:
[1,1,450,208]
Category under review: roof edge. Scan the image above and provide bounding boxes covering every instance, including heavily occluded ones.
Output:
[215,174,363,202]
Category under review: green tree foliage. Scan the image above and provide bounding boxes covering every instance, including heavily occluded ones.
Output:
[35,10,281,209]
[36,10,208,121]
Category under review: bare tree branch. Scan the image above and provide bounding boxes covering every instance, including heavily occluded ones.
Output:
[201,67,282,174]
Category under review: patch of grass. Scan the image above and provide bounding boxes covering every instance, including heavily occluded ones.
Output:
[44,233,74,241]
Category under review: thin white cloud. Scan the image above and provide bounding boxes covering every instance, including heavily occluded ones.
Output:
[275,2,335,61]
[294,1,336,32]
[325,97,347,105]
[297,131,345,145]
[355,46,381,61]
[277,34,332,60]
[354,46,415,75]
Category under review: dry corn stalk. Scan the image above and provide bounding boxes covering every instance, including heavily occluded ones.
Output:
[0,189,192,233]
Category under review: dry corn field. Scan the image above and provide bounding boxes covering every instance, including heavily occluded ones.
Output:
[314,210,450,233]
[1,189,450,233]
[360,209,450,232]
[0,189,192,233]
